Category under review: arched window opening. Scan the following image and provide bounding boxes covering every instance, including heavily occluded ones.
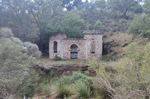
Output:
[70,44,78,59]
[91,41,95,54]
[54,41,57,53]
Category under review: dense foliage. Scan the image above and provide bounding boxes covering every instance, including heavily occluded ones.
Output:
[0,42,38,98]
[0,28,41,98]
[0,0,146,51]
[128,14,150,38]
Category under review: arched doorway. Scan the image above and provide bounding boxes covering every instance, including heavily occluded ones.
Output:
[53,41,58,53]
[70,44,78,59]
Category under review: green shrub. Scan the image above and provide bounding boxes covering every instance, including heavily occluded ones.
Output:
[71,71,93,85]
[0,28,40,98]
[0,27,13,38]
[16,74,39,98]
[59,76,72,85]
[53,55,62,61]
[75,81,91,99]
[55,82,73,98]
[10,37,23,46]
[0,27,42,59]
[119,19,127,24]
[102,55,116,61]
[93,20,105,31]
[23,42,42,59]
[0,42,39,98]
[38,80,51,94]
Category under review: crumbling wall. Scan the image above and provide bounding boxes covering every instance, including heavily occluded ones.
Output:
[62,39,87,59]
[49,31,103,60]
[84,34,103,60]
[49,34,66,59]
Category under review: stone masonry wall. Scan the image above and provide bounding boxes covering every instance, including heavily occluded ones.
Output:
[49,32,103,60]
[62,39,87,59]
[84,34,103,60]
[49,34,66,59]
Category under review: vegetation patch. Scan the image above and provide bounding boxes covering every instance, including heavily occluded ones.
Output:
[53,55,62,61]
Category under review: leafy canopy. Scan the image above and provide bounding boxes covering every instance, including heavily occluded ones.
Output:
[128,13,150,38]
[107,0,142,18]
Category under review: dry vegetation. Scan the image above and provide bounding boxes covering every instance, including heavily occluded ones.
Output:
[103,33,149,59]
[37,58,88,68]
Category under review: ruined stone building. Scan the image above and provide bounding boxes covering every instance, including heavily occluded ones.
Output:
[49,30,103,60]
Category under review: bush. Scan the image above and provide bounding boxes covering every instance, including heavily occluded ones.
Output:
[10,37,23,46]
[0,42,39,98]
[75,81,91,99]
[0,27,13,38]
[38,80,51,94]
[56,82,73,98]
[59,76,72,85]
[0,37,12,44]
[71,71,93,85]
[0,27,42,59]
[102,55,116,61]
[53,55,62,61]
[93,20,105,31]
[17,74,39,98]
[119,19,127,24]
[50,81,73,98]
[23,42,42,59]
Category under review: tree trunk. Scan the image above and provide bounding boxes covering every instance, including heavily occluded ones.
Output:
[123,9,127,19]
[39,29,43,52]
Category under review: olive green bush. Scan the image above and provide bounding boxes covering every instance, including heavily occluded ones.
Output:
[71,71,93,85]
[0,27,14,38]
[75,81,91,99]
[23,42,42,59]
[0,42,39,98]
[0,27,42,59]
[0,27,40,98]
[93,20,105,31]
[53,55,62,61]
[10,37,23,46]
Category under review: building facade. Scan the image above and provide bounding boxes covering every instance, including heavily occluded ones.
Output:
[49,30,103,60]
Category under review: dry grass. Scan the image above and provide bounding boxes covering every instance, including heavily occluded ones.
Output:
[103,33,142,58]
[37,58,87,69]
[104,33,133,43]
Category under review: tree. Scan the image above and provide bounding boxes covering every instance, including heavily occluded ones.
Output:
[107,0,140,18]
[128,14,150,39]
[131,3,143,13]
[94,0,106,10]
[59,0,83,11]
[93,20,105,31]
[60,12,85,38]
[0,0,38,42]
[143,0,150,13]
[26,0,62,51]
